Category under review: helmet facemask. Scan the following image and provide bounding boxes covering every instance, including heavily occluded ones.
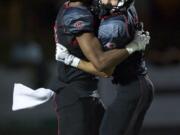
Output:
[91,0,134,16]
[117,0,134,8]
[118,0,129,7]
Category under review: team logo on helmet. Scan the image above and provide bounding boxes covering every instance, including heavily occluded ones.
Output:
[104,42,117,49]
[74,21,84,30]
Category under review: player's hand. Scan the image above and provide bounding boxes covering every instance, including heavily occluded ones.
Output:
[56,43,69,63]
[103,66,115,77]
[96,72,111,78]
[125,30,150,54]
[133,30,150,51]
[55,43,80,67]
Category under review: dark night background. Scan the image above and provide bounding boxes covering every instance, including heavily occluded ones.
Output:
[0,0,180,135]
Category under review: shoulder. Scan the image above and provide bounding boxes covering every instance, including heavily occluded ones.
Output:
[99,17,127,36]
[61,6,94,34]
[63,7,94,23]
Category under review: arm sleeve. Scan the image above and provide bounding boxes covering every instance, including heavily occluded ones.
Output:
[63,8,94,35]
[98,19,127,49]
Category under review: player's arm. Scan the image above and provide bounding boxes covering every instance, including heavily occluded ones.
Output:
[56,30,149,75]
[78,60,114,77]
[57,8,150,72]
[76,33,128,71]
[76,31,149,71]
[56,43,114,77]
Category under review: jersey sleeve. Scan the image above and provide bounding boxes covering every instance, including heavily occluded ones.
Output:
[63,8,94,35]
[98,18,128,49]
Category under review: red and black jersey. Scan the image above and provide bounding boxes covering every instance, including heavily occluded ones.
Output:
[98,5,147,85]
[54,2,97,83]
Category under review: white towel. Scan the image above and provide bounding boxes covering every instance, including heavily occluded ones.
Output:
[12,83,55,111]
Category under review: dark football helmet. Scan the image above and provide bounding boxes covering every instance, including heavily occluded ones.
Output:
[91,0,134,16]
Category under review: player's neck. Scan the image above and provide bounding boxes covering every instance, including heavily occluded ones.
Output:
[69,1,84,7]
[102,0,118,6]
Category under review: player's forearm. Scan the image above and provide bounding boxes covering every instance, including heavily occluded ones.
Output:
[87,37,129,71]
[95,48,129,71]
[78,60,112,77]
[77,34,130,71]
[97,34,150,71]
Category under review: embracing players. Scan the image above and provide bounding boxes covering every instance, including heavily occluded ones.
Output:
[12,0,153,135]
[55,0,154,135]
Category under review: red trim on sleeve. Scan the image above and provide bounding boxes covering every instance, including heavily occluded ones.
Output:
[64,1,70,9]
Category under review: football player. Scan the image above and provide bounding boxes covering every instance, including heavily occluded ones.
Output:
[56,0,154,135]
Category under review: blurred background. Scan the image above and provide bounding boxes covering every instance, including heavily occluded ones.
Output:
[0,0,180,135]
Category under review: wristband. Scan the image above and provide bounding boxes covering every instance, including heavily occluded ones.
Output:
[71,57,81,67]
[125,41,139,55]
[125,47,134,55]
